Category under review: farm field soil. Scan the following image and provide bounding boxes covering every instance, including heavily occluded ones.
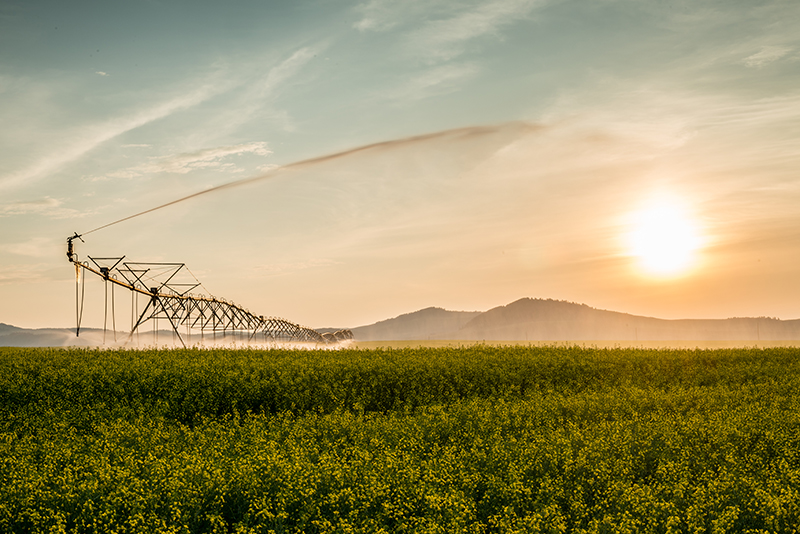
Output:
[1,345,799,533]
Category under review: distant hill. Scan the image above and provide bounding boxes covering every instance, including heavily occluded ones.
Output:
[351,298,800,341]
[350,307,482,341]
[4,298,800,346]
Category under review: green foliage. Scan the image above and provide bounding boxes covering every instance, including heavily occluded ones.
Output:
[1,345,800,533]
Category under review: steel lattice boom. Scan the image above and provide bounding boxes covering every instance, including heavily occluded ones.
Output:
[67,234,352,347]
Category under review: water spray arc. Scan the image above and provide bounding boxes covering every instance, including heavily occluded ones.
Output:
[64,125,515,345]
[67,234,352,346]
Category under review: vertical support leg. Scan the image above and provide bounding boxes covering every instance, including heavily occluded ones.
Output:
[103,279,108,345]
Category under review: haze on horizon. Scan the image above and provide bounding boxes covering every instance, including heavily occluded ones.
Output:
[1,0,799,331]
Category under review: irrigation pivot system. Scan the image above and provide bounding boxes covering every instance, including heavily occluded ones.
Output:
[67,233,353,347]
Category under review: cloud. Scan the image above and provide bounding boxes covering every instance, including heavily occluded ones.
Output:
[743,46,792,68]
[0,197,62,215]
[354,0,538,103]
[535,83,800,259]
[150,142,271,174]
[408,0,542,61]
[382,63,479,102]
[261,47,320,92]
[95,71,109,76]
[21,46,316,186]
[353,0,444,32]
[99,170,140,180]
[0,264,50,285]
[3,237,54,258]
[157,46,322,147]
[0,79,233,191]
[205,46,323,138]
[0,197,86,219]
[354,0,543,61]
[96,141,272,179]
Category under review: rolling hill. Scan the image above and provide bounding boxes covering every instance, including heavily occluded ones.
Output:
[351,298,800,341]
[350,307,482,341]
[4,298,800,346]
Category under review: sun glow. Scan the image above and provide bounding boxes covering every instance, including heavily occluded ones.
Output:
[627,196,703,278]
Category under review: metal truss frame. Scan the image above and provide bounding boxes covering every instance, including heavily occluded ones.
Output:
[67,236,352,347]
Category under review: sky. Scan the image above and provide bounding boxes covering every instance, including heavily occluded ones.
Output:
[1,0,799,331]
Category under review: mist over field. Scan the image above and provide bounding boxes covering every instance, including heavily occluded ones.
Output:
[5,297,800,348]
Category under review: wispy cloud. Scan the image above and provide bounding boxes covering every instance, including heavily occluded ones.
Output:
[0,80,232,191]
[205,46,323,138]
[408,0,542,62]
[0,197,62,215]
[95,71,109,76]
[54,47,316,185]
[0,264,51,285]
[356,0,541,103]
[382,63,479,102]
[96,141,271,180]
[743,46,792,68]
[3,237,54,258]
[257,163,280,172]
[261,47,320,92]
[353,0,446,32]
[536,83,800,256]
[0,197,84,219]
[355,0,543,61]
[150,142,271,174]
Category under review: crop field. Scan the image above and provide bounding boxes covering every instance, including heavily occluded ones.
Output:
[2,345,800,533]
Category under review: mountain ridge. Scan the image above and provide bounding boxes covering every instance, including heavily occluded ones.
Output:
[3,298,800,346]
[351,298,800,341]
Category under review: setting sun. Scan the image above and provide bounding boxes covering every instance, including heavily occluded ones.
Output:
[627,197,703,278]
